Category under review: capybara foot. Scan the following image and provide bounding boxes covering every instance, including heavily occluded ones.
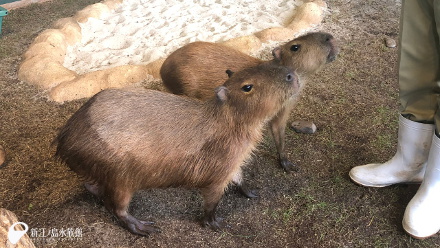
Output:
[203,216,227,231]
[280,158,298,173]
[237,184,258,198]
[120,215,161,236]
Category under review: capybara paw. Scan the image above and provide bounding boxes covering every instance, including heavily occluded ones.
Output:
[237,185,258,198]
[139,220,155,225]
[280,158,298,173]
[125,219,161,236]
[203,217,226,231]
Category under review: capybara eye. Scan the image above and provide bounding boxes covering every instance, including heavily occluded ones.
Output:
[290,45,300,52]
[241,84,253,92]
[286,73,294,82]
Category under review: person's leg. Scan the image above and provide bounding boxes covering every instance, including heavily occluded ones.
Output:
[402,0,440,239]
[349,0,437,187]
[399,0,439,122]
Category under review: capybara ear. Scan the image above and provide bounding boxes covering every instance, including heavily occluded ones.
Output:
[215,86,228,102]
[225,69,234,78]
[272,47,282,61]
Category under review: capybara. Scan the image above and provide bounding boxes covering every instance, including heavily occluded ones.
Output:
[160,32,339,172]
[54,63,299,236]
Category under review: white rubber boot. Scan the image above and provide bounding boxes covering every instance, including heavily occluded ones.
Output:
[403,134,440,239]
[349,115,434,187]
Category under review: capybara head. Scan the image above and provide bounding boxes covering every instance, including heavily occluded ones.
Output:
[272,32,339,76]
[216,63,299,120]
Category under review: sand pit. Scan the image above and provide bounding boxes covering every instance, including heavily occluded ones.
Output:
[18,0,327,102]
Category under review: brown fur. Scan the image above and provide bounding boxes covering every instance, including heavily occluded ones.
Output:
[160,32,339,171]
[54,63,299,236]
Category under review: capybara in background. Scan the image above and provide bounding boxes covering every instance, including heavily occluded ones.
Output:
[54,63,299,236]
[160,32,339,172]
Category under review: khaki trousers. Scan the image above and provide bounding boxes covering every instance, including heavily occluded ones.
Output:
[399,0,440,131]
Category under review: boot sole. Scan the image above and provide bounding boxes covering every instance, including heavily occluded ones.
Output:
[403,222,440,240]
[349,175,422,188]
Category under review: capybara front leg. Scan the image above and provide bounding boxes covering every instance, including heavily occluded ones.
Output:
[231,170,258,198]
[269,102,298,172]
[104,188,160,236]
[201,187,226,231]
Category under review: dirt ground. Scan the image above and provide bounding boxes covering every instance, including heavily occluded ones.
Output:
[1,0,439,247]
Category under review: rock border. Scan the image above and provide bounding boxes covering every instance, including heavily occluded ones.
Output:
[18,0,327,103]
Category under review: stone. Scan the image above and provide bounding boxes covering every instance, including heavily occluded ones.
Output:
[53,18,82,46]
[385,37,397,48]
[18,57,77,89]
[102,0,124,10]
[288,2,325,29]
[255,27,297,43]
[144,58,166,79]
[23,42,66,63]
[49,64,151,102]
[32,29,69,52]
[221,35,262,55]
[290,120,317,134]
[74,3,112,23]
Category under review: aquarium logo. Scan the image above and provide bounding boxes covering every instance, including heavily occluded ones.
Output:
[8,222,29,244]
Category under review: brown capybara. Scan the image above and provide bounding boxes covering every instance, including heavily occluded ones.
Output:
[160,32,339,172]
[54,63,299,236]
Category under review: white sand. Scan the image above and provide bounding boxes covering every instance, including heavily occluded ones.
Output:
[64,0,304,75]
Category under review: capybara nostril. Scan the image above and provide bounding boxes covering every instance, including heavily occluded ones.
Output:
[286,73,294,82]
